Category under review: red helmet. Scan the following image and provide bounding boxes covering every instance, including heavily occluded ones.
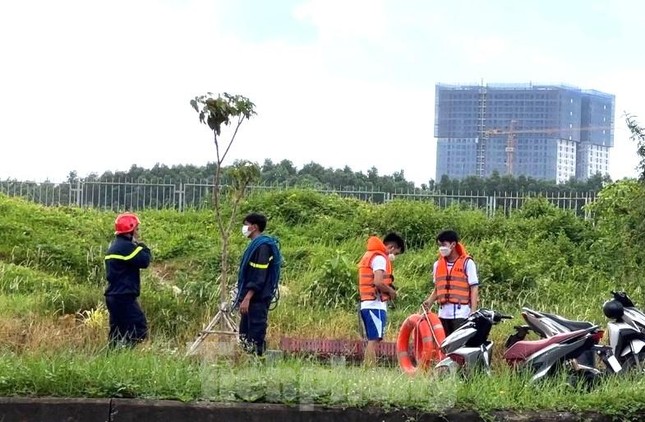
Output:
[114,213,140,235]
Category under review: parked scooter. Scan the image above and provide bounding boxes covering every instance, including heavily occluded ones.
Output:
[602,291,645,370]
[436,308,612,389]
[521,307,597,337]
[505,322,620,386]
[608,291,645,332]
[518,304,637,374]
[519,307,603,368]
[435,309,512,376]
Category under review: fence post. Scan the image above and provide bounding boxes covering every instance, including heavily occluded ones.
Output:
[492,193,497,217]
[175,182,184,212]
[584,194,592,221]
[71,179,83,207]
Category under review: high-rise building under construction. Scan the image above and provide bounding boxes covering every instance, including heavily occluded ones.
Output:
[434,83,614,183]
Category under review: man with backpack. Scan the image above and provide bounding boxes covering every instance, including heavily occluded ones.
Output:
[232,212,282,356]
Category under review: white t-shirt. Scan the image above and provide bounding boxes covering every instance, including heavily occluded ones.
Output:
[360,255,388,311]
[432,258,479,319]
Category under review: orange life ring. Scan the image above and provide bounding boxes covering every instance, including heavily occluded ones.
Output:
[396,311,446,374]
[422,311,446,363]
[396,313,423,374]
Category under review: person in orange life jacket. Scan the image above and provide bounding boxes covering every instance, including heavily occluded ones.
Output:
[104,212,152,348]
[358,232,406,367]
[423,230,479,336]
[233,212,282,357]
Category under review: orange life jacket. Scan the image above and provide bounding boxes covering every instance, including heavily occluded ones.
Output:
[358,236,394,302]
[435,246,471,305]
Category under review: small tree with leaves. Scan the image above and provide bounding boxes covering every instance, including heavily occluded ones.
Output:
[615,113,645,250]
[626,112,645,182]
[190,92,260,309]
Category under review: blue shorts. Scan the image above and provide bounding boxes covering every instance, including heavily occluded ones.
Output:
[360,309,387,341]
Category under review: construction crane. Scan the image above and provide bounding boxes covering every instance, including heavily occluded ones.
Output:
[506,120,517,176]
[481,123,613,176]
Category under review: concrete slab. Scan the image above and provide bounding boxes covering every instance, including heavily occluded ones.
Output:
[0,397,111,422]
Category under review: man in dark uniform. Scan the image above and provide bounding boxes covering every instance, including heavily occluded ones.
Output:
[233,212,282,356]
[104,212,152,348]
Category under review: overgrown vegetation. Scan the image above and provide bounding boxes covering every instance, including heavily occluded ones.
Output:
[2,174,645,415]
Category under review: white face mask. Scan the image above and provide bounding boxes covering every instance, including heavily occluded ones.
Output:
[438,246,452,257]
[242,224,253,238]
[388,253,396,262]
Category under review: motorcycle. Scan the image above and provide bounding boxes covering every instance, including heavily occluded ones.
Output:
[435,309,512,376]
[608,291,645,332]
[602,291,645,370]
[435,309,612,389]
[520,307,597,338]
[518,307,613,370]
[505,322,618,387]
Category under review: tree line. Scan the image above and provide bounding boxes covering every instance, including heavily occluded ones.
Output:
[60,159,612,194]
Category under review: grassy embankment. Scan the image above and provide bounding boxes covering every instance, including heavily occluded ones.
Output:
[1,186,645,418]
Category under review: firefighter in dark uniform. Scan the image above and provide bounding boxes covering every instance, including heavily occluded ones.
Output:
[104,212,152,348]
[233,212,282,356]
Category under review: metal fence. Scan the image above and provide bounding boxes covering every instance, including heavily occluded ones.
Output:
[0,179,597,218]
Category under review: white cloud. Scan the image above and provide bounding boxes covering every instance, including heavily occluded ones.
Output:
[0,0,227,180]
[584,69,645,180]
[457,36,510,65]
[293,0,389,43]
[0,0,435,184]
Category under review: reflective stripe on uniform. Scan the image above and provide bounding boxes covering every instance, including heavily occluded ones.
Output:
[105,246,143,261]
[250,255,272,269]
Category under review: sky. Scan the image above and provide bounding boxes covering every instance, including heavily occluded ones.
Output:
[1,0,644,186]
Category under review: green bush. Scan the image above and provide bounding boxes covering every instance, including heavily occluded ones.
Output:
[243,189,363,227]
[0,262,70,295]
[303,250,357,310]
[40,285,103,316]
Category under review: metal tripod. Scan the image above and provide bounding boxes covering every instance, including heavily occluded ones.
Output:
[186,300,239,356]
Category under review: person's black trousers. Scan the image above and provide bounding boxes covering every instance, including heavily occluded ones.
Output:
[239,300,270,356]
[106,295,148,347]
[440,317,466,336]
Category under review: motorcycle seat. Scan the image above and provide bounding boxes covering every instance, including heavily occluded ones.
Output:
[540,312,594,331]
[504,329,588,359]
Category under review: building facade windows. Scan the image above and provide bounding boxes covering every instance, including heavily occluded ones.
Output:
[435,83,615,182]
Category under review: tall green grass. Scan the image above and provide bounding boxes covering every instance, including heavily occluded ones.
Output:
[1,348,645,418]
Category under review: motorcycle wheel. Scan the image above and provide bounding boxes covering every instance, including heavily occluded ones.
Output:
[432,362,460,378]
[567,369,601,392]
[620,351,645,373]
